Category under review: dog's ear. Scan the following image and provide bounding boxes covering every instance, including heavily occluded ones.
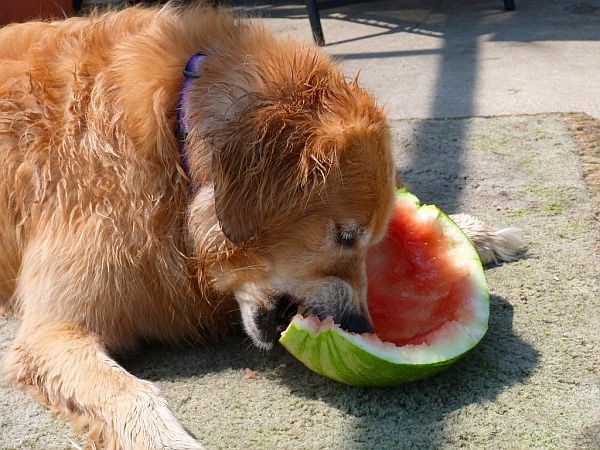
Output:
[211,103,316,245]
[209,78,388,245]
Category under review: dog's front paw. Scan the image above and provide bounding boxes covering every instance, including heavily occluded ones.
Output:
[110,383,205,450]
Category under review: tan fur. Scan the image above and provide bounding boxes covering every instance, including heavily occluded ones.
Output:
[0,5,395,448]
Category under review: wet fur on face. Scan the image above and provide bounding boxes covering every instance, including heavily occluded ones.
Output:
[0,4,395,447]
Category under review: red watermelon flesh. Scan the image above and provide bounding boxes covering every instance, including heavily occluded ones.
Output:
[367,197,475,347]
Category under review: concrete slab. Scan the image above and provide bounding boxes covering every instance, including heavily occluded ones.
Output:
[2,113,599,449]
[235,0,600,120]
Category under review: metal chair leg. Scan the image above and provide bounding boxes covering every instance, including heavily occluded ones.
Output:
[305,0,325,46]
[504,0,515,11]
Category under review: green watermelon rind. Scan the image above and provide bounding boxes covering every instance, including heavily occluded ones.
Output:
[279,188,489,386]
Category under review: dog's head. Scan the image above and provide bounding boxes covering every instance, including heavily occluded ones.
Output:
[190,45,395,349]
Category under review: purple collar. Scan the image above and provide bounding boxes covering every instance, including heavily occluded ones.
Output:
[176,52,208,183]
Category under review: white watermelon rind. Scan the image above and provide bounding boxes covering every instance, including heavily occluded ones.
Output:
[279,189,489,386]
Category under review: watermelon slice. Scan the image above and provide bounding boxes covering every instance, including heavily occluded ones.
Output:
[279,189,489,386]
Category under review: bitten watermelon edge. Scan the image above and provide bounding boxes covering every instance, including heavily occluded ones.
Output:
[279,189,489,386]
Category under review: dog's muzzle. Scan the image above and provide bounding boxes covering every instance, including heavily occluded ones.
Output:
[254,295,373,346]
[340,312,372,334]
[254,295,299,344]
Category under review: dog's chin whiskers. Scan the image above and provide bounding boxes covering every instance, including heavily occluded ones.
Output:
[257,341,274,352]
[249,335,273,351]
[244,339,255,351]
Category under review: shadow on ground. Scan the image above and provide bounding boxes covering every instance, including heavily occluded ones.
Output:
[121,294,538,448]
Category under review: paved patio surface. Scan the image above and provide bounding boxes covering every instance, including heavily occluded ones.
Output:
[237,0,600,120]
[2,0,600,449]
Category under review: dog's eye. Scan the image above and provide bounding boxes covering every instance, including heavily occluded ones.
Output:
[337,229,355,248]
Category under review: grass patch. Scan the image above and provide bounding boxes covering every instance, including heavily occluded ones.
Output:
[507,208,534,217]
[566,217,588,235]
[524,183,571,215]
[525,183,564,199]
[534,129,552,140]
[468,133,508,153]
[251,426,283,447]
[530,429,561,447]
[543,202,565,214]
[519,156,534,167]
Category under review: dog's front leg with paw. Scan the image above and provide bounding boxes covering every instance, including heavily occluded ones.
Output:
[5,321,203,450]
[4,231,204,450]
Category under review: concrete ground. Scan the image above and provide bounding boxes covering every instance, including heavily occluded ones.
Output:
[2,1,600,449]
[236,0,600,121]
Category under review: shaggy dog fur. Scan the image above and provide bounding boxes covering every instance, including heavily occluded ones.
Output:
[0,5,523,449]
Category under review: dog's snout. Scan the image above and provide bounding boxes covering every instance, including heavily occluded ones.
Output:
[340,312,372,334]
[254,295,298,344]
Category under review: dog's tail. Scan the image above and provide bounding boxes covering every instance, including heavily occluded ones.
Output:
[449,213,526,266]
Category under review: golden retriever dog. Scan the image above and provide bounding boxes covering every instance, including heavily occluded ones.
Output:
[0,4,523,448]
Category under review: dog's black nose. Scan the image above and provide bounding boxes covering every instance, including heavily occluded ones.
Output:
[341,313,373,334]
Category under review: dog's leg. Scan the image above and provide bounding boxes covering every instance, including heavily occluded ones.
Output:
[5,321,203,450]
[449,213,526,265]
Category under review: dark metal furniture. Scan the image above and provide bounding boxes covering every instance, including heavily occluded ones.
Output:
[305,0,516,46]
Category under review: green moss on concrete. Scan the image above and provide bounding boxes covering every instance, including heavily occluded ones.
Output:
[543,202,566,214]
[468,133,508,153]
[508,208,535,217]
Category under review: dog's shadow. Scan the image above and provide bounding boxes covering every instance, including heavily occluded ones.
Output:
[121,295,538,448]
